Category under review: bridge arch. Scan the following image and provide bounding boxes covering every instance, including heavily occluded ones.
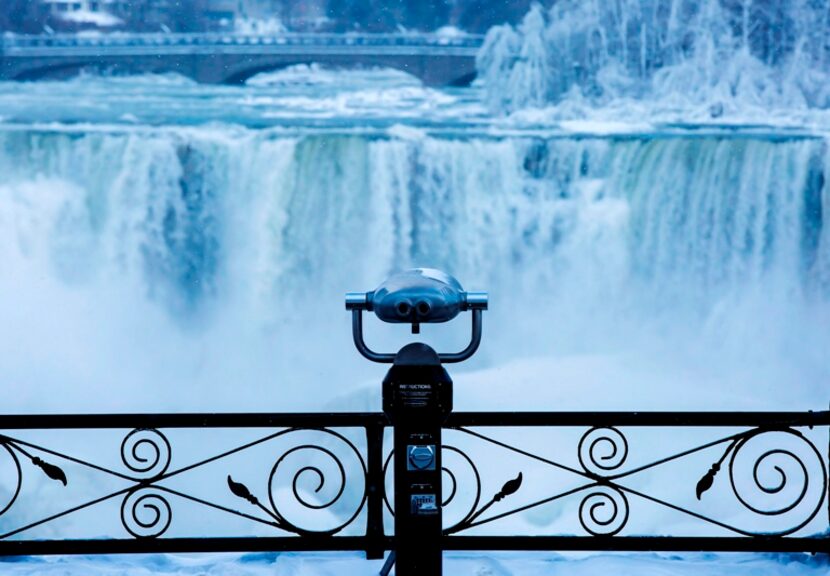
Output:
[223,60,339,85]
[11,59,165,82]
[447,71,477,87]
[13,61,104,82]
[218,53,477,87]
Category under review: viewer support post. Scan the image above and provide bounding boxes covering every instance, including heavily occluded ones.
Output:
[346,268,488,576]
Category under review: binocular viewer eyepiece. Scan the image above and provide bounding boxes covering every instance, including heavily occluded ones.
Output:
[346,268,487,332]
[346,268,488,364]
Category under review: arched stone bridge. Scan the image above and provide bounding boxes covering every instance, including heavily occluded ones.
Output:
[0,33,483,86]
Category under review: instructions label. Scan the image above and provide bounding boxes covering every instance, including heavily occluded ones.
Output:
[397,383,434,409]
[410,494,438,515]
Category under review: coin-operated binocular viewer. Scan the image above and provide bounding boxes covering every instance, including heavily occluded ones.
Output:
[346,269,487,576]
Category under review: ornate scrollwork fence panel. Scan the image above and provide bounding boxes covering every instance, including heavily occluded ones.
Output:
[0,410,827,557]
[441,411,830,554]
[0,413,389,557]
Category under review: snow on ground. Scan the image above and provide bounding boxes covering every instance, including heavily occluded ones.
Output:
[2,551,826,575]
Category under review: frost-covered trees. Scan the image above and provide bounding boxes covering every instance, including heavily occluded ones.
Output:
[476,0,830,115]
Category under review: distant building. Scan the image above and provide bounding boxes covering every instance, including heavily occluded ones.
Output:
[36,0,321,33]
[40,0,129,17]
[41,0,128,27]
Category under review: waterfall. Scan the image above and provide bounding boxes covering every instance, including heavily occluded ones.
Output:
[0,126,827,410]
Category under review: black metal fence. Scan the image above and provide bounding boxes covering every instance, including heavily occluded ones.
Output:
[0,409,827,561]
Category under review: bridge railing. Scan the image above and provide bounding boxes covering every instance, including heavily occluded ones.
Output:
[0,32,485,51]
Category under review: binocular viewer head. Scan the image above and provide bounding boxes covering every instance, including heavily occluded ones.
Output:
[346,268,487,332]
[346,268,488,363]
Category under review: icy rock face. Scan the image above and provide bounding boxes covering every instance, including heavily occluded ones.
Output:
[477,0,830,116]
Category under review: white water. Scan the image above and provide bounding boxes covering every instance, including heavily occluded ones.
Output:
[0,122,827,412]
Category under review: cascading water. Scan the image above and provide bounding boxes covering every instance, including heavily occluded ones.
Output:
[1,119,827,411]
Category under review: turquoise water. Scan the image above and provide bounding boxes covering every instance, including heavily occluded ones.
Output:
[0,68,827,414]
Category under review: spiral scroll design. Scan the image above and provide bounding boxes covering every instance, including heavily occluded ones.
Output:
[440,446,482,529]
[121,428,171,480]
[727,429,827,535]
[266,429,366,535]
[0,443,22,517]
[578,427,628,476]
[382,450,394,514]
[120,488,172,539]
[578,485,629,536]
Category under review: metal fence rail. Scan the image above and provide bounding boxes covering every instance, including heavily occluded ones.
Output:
[443,410,830,555]
[0,410,827,559]
[0,412,388,558]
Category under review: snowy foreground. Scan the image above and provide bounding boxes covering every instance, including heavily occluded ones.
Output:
[3,551,828,576]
